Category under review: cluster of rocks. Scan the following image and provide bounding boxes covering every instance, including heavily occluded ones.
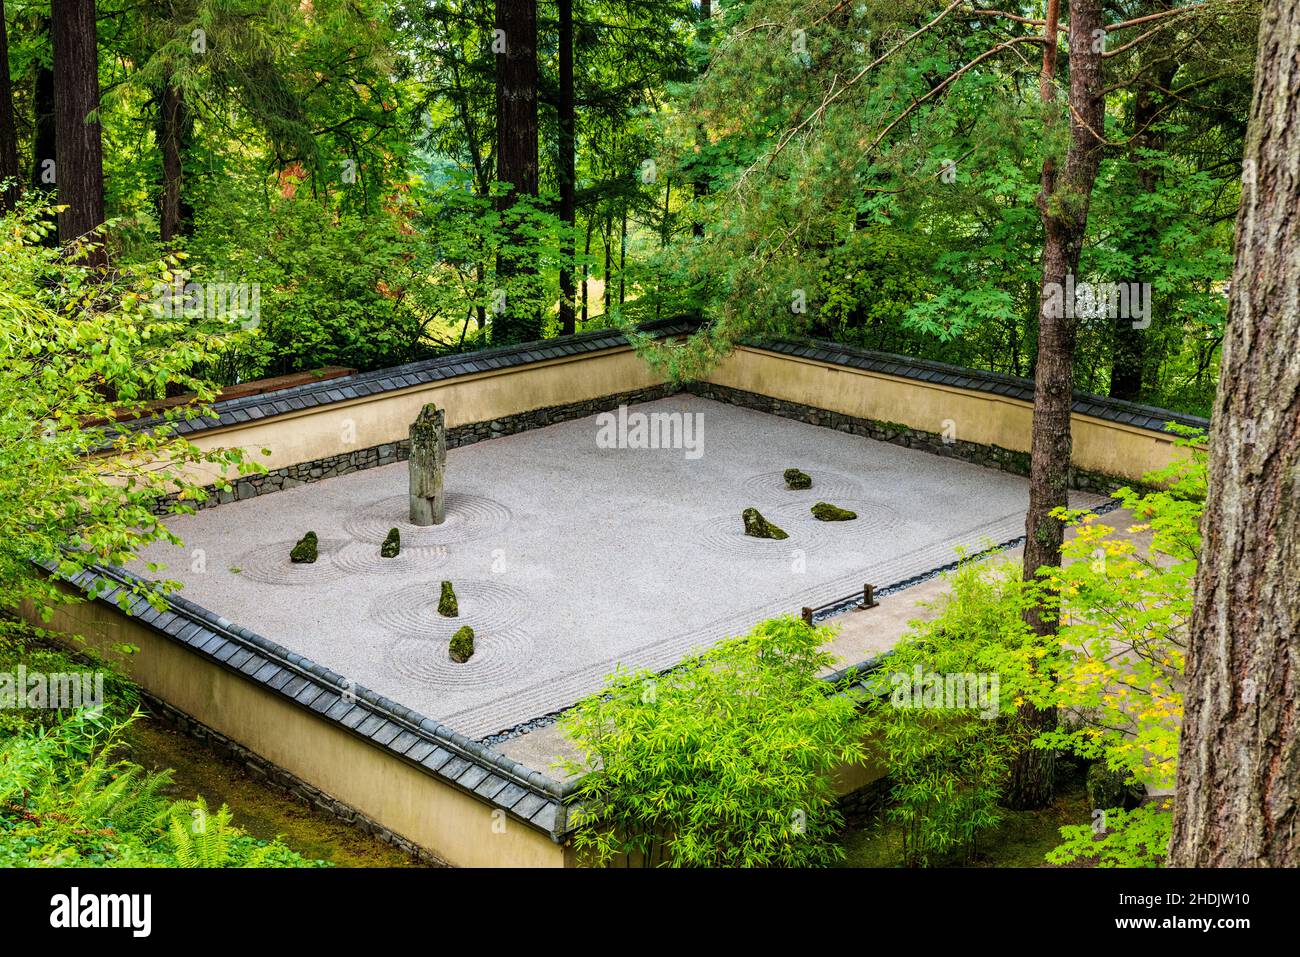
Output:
[687,381,1126,496]
[741,468,859,540]
[437,580,476,664]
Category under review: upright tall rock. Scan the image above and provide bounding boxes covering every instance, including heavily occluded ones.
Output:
[409,404,447,526]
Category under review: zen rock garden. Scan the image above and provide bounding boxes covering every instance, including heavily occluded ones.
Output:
[144,393,1071,742]
[742,468,858,539]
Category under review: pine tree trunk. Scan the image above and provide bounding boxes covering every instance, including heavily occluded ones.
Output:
[494,0,540,343]
[1169,0,1300,867]
[32,55,56,197]
[158,82,186,245]
[1008,0,1107,810]
[1110,56,1175,401]
[557,0,577,335]
[581,215,593,323]
[0,0,20,212]
[51,0,106,265]
[603,215,612,316]
[691,0,711,239]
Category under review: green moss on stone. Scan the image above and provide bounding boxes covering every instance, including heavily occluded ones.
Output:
[380,527,401,558]
[811,502,857,522]
[437,580,459,618]
[289,531,318,564]
[449,625,475,663]
[742,507,789,540]
[783,468,812,490]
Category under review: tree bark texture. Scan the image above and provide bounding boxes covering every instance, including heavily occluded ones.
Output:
[1169,0,1300,867]
[52,0,107,265]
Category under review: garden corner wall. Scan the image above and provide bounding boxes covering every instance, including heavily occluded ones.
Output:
[168,338,676,497]
[699,342,1204,487]
[33,319,1206,866]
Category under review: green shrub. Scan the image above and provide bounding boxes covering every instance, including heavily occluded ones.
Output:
[0,710,323,867]
[859,556,1046,866]
[561,616,865,867]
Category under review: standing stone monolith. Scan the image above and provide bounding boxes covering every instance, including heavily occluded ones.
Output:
[409,403,447,525]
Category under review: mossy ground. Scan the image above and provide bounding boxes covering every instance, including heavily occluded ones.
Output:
[124,717,420,868]
[835,766,1091,868]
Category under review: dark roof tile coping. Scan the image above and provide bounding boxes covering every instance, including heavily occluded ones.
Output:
[51,560,580,824]
[137,318,698,438]
[749,336,1209,433]
[122,318,1204,441]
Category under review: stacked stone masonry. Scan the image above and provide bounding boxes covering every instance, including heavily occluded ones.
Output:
[154,384,676,513]
[154,376,1146,516]
[683,382,1131,496]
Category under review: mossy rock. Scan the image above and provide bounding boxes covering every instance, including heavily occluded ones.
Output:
[289,531,318,564]
[783,468,812,490]
[437,580,459,618]
[811,501,857,522]
[1086,762,1145,811]
[742,507,788,540]
[380,527,401,558]
[448,625,475,664]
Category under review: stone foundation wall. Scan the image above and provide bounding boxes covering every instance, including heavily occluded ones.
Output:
[685,381,1128,496]
[155,376,1137,515]
[156,383,676,512]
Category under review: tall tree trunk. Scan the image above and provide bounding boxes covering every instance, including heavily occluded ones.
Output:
[557,0,577,334]
[494,0,540,343]
[581,214,593,324]
[618,207,626,305]
[1007,0,1107,810]
[0,0,19,213]
[691,0,711,239]
[1110,56,1175,401]
[1169,0,1300,867]
[158,81,187,245]
[51,0,106,265]
[32,21,56,196]
[602,213,612,316]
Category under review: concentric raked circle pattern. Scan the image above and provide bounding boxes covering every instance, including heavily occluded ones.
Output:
[331,541,449,576]
[386,629,536,690]
[367,578,529,639]
[231,538,354,586]
[770,499,904,538]
[741,469,867,501]
[343,492,512,547]
[690,510,832,557]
